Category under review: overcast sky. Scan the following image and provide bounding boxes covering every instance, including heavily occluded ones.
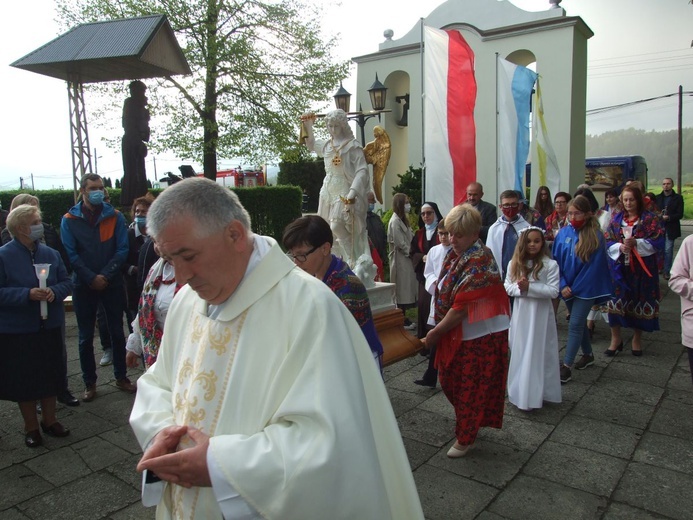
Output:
[1,0,691,190]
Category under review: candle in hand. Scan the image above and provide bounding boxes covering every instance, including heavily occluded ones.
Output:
[34,264,51,319]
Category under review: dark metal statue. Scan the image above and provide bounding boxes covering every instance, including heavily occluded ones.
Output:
[121,80,150,206]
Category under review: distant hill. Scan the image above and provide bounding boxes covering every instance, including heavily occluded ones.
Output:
[586,127,693,184]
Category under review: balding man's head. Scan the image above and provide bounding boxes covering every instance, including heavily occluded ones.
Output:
[466,182,484,206]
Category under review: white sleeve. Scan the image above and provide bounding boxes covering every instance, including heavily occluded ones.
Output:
[635,238,656,257]
[526,260,560,299]
[208,451,262,520]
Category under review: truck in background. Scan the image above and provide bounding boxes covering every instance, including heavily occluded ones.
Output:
[584,155,648,192]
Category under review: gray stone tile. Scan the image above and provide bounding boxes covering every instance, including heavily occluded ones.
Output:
[416,391,455,420]
[106,453,145,491]
[0,429,49,470]
[648,399,693,441]
[23,446,91,486]
[73,436,132,472]
[383,354,426,381]
[522,441,627,497]
[600,361,672,388]
[665,388,693,406]
[397,408,456,448]
[0,465,53,510]
[613,462,693,520]
[504,398,573,425]
[570,388,656,429]
[85,389,138,428]
[560,381,591,402]
[402,437,440,471]
[108,502,156,520]
[0,509,32,520]
[668,370,693,392]
[428,439,530,489]
[488,475,608,519]
[49,410,116,445]
[386,387,432,418]
[413,463,498,520]
[475,512,507,520]
[603,502,668,520]
[633,431,693,474]
[586,378,664,406]
[478,414,554,453]
[18,472,140,520]
[386,365,443,395]
[549,414,643,459]
[100,426,144,455]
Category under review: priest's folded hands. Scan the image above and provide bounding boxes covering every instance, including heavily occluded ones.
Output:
[137,425,212,488]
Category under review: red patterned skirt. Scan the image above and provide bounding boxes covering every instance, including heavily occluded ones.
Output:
[438,330,509,445]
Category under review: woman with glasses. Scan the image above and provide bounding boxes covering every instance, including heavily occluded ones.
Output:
[283,215,383,370]
[604,186,664,356]
[544,192,572,245]
[552,196,612,384]
[388,193,418,329]
[410,202,444,338]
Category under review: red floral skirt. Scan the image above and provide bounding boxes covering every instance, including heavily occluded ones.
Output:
[438,330,509,445]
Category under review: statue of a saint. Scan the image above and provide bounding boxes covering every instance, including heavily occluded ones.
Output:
[302,110,374,284]
[121,80,151,207]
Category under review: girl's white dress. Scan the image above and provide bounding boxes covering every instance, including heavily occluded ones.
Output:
[504,258,562,410]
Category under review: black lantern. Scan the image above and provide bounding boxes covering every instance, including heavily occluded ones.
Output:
[333,81,351,113]
[367,73,387,111]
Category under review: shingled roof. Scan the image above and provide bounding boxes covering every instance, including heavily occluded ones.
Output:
[11,14,191,83]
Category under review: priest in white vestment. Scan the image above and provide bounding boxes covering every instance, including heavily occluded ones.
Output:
[129,178,424,520]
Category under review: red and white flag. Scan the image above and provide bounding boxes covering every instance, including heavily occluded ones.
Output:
[424,26,477,217]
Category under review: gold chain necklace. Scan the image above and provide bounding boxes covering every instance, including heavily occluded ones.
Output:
[330,138,349,166]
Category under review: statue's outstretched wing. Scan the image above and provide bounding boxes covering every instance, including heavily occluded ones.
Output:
[363,126,391,204]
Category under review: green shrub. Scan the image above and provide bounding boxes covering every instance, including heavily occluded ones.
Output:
[0,185,302,243]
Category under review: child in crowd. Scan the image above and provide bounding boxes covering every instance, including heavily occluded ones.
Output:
[504,227,561,410]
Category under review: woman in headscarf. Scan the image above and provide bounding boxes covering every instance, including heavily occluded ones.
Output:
[424,204,511,457]
[410,202,444,338]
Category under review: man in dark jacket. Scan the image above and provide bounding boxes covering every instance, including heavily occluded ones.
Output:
[465,182,497,243]
[655,177,685,280]
[61,174,136,402]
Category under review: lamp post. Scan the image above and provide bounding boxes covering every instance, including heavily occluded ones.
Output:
[333,74,391,146]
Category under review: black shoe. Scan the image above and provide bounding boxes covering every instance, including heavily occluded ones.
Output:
[632,349,643,357]
[40,421,70,438]
[25,430,42,448]
[604,342,624,357]
[560,365,572,384]
[414,379,436,388]
[57,391,80,407]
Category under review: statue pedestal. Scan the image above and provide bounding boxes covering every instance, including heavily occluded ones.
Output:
[368,282,422,367]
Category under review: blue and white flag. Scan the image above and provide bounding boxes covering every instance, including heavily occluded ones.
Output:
[497,58,537,192]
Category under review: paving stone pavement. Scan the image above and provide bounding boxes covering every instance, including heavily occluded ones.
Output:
[1,232,691,519]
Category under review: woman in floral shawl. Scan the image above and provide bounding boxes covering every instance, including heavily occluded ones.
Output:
[125,256,184,369]
[425,204,511,458]
[605,185,664,356]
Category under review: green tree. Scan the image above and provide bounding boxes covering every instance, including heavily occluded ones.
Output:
[392,165,423,214]
[56,0,349,179]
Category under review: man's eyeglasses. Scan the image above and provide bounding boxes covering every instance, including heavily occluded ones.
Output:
[554,200,567,205]
[421,211,434,216]
[437,231,449,236]
[286,245,318,263]
[500,203,519,209]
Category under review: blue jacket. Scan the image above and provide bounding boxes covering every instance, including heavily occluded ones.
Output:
[0,239,73,333]
[552,224,613,302]
[60,202,129,287]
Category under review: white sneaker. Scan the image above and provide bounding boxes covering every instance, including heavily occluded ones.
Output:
[100,349,113,366]
[404,322,417,331]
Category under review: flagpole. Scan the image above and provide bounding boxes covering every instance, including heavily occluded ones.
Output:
[495,52,500,195]
[420,17,425,204]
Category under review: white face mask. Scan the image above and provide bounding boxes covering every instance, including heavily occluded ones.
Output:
[26,224,44,242]
[404,203,412,213]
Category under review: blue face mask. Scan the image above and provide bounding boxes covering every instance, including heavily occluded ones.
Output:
[368,203,375,212]
[135,216,146,227]
[87,190,105,206]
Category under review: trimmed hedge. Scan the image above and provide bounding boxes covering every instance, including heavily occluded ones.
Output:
[0,185,302,243]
